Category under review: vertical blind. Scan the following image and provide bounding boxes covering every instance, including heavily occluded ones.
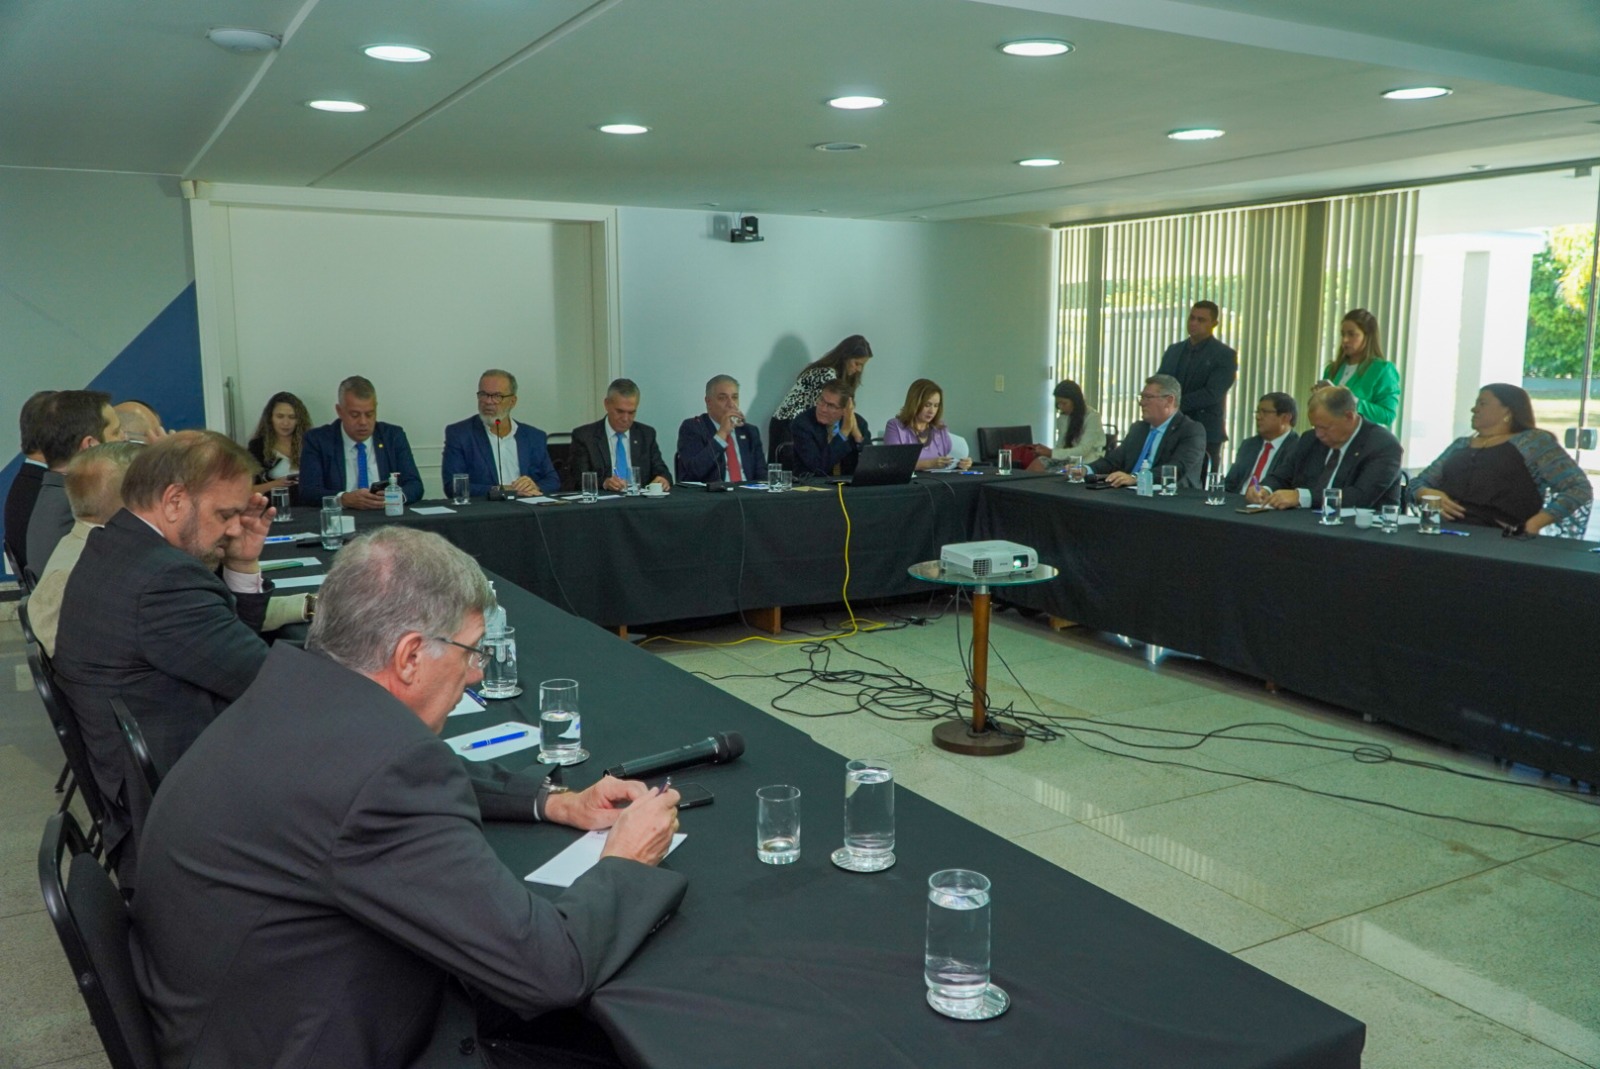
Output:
[1056,191,1418,449]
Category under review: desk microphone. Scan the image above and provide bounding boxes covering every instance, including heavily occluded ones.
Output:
[604,731,745,780]
[488,418,510,500]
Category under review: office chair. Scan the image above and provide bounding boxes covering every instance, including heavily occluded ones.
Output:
[38,811,160,1069]
[774,441,795,471]
[545,432,572,488]
[976,425,1032,464]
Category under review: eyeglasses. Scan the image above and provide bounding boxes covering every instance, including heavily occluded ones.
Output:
[817,398,845,412]
[433,636,489,669]
[476,391,514,403]
[1138,392,1165,402]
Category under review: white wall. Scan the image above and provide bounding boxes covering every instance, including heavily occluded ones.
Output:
[615,208,1057,450]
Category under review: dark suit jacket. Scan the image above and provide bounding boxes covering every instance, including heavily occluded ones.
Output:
[132,644,687,1069]
[675,414,768,483]
[1090,411,1208,488]
[26,471,73,580]
[1264,420,1403,508]
[298,421,425,505]
[4,461,45,575]
[1157,337,1238,444]
[790,409,872,477]
[52,510,272,864]
[1223,431,1300,494]
[567,418,672,488]
[441,416,560,497]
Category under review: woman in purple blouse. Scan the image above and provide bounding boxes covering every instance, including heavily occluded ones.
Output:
[883,379,972,470]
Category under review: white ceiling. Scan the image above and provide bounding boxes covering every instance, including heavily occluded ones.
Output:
[2,0,1597,226]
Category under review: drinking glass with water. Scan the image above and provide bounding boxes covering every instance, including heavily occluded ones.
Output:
[996,449,1012,476]
[537,678,587,765]
[1159,464,1178,496]
[1204,471,1225,506]
[756,785,801,864]
[1320,487,1343,525]
[1418,495,1442,535]
[831,758,895,872]
[451,473,470,505]
[925,868,1008,1020]
[479,627,520,699]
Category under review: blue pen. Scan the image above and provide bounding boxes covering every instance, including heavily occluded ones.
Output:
[466,729,528,749]
[1438,529,1469,537]
[464,689,486,708]
[263,534,299,544]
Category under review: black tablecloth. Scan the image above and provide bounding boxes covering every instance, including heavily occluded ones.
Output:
[975,480,1600,782]
[436,576,1364,1069]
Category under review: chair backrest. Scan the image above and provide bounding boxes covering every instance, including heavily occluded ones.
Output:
[38,811,160,1069]
[774,441,796,470]
[18,595,39,647]
[28,647,113,835]
[112,696,161,804]
[976,425,1032,464]
[766,415,793,463]
[545,432,572,489]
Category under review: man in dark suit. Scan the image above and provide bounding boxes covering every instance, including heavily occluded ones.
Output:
[1156,301,1238,473]
[568,378,672,492]
[133,526,686,1069]
[441,368,560,498]
[789,379,871,478]
[27,390,125,580]
[53,431,274,880]
[298,375,425,507]
[3,389,56,577]
[676,373,768,483]
[1223,392,1300,494]
[1089,374,1207,488]
[1250,385,1402,510]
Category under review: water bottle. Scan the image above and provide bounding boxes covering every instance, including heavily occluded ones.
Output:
[383,472,404,516]
[1135,459,1154,498]
[484,582,507,639]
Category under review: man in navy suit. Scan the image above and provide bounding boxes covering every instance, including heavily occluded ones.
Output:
[790,380,871,478]
[1250,386,1402,510]
[441,369,560,498]
[1223,392,1300,494]
[297,376,425,508]
[1089,374,1207,488]
[676,374,768,483]
[568,378,672,492]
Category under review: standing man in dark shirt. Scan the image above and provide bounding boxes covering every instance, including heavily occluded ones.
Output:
[1156,301,1237,475]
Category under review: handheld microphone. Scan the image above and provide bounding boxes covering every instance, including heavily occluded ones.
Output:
[488,418,509,500]
[604,731,745,780]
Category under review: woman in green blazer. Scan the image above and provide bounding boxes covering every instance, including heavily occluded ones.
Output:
[1314,308,1400,427]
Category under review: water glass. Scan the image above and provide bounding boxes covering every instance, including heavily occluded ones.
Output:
[624,466,641,496]
[481,626,520,699]
[996,449,1012,476]
[1159,464,1178,496]
[756,785,801,864]
[831,759,895,872]
[269,486,291,523]
[319,507,343,551]
[1204,471,1225,506]
[1380,503,1400,534]
[1320,487,1343,525]
[1065,455,1085,483]
[323,494,343,512]
[925,869,1008,1020]
[451,473,470,505]
[537,677,587,765]
[767,464,784,493]
[1418,499,1442,535]
[581,471,599,502]
[777,468,793,492]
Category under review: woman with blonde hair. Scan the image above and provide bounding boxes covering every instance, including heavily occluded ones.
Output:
[883,379,971,470]
[1313,308,1401,427]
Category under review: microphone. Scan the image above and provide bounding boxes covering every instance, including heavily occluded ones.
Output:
[604,731,745,780]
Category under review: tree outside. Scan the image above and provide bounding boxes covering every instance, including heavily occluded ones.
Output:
[1524,225,1596,379]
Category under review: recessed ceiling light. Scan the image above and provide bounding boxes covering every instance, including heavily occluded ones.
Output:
[814,141,866,152]
[307,100,367,113]
[1001,39,1073,57]
[1382,86,1452,101]
[1167,127,1224,141]
[828,96,885,110]
[1018,158,1061,167]
[598,123,649,135]
[364,44,432,63]
[207,28,281,54]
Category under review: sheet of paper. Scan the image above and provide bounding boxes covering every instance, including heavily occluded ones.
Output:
[448,689,488,717]
[260,556,322,571]
[513,496,566,505]
[409,505,456,515]
[270,573,327,589]
[526,829,687,888]
[445,721,540,761]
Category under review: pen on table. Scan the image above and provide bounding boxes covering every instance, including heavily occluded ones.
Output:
[466,729,528,749]
[1438,529,1469,537]
[463,689,486,708]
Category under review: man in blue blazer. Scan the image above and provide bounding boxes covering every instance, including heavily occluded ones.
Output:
[790,380,871,478]
[676,374,768,483]
[441,369,561,498]
[297,376,424,507]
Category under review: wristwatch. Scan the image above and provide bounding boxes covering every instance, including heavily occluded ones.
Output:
[303,593,317,620]
[533,778,570,822]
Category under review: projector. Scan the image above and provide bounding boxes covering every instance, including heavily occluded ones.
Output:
[940,540,1038,578]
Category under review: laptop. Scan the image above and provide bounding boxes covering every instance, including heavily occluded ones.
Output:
[813,442,922,487]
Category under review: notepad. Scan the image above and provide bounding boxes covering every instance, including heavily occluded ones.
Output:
[260,556,321,572]
[448,690,487,717]
[270,574,326,590]
[526,829,687,887]
[445,721,540,761]
[513,496,566,506]
[410,506,456,515]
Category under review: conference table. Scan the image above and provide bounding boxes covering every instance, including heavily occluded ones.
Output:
[974,479,1600,785]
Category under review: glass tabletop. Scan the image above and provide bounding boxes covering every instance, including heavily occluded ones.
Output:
[907,560,1058,588]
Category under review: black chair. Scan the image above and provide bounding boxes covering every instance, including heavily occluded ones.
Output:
[767,415,792,463]
[1105,427,1120,454]
[774,441,795,471]
[976,425,1032,464]
[545,431,572,489]
[18,595,39,647]
[111,696,161,801]
[38,811,160,1069]
[27,646,110,850]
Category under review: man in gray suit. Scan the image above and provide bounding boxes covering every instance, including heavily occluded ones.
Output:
[134,526,685,1068]
[52,430,275,877]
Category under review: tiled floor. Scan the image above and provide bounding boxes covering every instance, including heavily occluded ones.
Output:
[3,598,1597,1069]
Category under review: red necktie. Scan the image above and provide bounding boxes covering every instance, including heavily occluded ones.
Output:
[724,431,744,482]
[1249,441,1273,484]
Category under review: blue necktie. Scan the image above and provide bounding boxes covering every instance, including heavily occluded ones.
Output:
[1132,427,1159,473]
[356,441,370,489]
[614,432,630,481]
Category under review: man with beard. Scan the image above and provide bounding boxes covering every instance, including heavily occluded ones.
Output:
[53,431,275,881]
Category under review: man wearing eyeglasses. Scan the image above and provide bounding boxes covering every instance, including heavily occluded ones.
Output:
[1089,374,1207,488]
[133,527,685,1068]
[790,380,871,477]
[441,369,561,499]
